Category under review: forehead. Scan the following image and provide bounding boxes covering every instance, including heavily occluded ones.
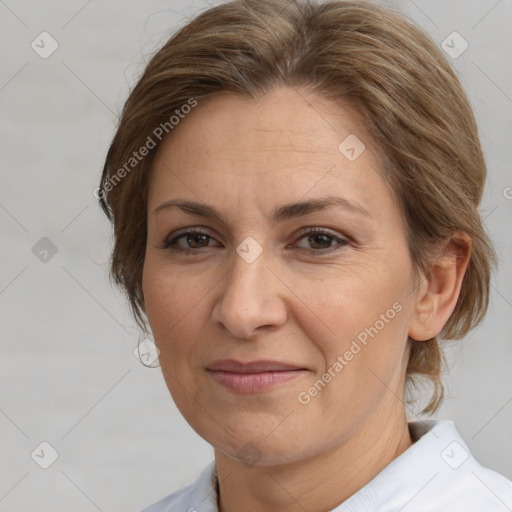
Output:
[159,87,370,158]
[148,87,390,215]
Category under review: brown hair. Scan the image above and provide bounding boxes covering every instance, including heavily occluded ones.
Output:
[98,0,497,413]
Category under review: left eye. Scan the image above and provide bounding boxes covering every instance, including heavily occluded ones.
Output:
[293,229,348,251]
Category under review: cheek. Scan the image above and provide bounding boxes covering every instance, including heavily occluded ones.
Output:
[298,275,411,428]
[307,262,408,329]
[300,257,413,377]
[141,261,209,420]
[142,260,204,360]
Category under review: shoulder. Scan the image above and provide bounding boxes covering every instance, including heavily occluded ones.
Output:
[337,420,512,512]
[139,460,218,512]
[389,420,512,511]
[431,467,512,510]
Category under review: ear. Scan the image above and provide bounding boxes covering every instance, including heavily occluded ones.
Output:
[408,232,471,342]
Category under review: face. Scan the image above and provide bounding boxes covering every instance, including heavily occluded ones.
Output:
[142,87,420,465]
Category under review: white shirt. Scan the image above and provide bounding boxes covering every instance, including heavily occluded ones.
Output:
[140,420,512,511]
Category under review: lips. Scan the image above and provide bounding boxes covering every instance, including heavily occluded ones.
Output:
[206,359,306,373]
[206,359,308,393]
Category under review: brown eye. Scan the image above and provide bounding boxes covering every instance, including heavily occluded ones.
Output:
[161,228,220,252]
[294,228,348,253]
[307,233,335,249]
[186,233,210,248]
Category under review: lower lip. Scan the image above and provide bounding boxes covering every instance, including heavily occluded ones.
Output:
[207,370,306,393]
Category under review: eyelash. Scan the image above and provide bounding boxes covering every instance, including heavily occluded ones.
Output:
[160,227,349,255]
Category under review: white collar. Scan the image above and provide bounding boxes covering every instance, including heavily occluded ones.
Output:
[140,420,512,511]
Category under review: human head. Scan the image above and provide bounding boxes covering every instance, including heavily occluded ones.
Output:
[99,0,496,416]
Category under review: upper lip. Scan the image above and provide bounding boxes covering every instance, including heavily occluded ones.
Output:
[206,359,306,373]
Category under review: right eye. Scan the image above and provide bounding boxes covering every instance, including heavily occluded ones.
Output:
[160,228,222,253]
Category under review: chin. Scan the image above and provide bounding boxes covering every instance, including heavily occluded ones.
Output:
[214,437,312,467]
[199,416,319,467]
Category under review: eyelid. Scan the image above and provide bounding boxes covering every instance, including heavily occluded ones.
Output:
[294,226,345,239]
[160,226,350,254]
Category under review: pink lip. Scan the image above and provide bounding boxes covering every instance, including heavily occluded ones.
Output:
[206,359,308,393]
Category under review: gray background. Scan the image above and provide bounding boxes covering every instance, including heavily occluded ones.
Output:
[1,0,511,511]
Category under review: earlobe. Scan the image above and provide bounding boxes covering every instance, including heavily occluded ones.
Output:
[408,232,471,342]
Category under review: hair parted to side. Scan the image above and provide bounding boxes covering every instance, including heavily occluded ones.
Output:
[99,0,497,414]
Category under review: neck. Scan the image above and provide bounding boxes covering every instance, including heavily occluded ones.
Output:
[214,403,413,512]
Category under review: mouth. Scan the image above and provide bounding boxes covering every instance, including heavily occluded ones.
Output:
[205,359,309,393]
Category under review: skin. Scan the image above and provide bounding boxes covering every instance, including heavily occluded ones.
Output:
[142,87,470,512]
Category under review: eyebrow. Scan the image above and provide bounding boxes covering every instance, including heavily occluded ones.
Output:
[153,195,374,222]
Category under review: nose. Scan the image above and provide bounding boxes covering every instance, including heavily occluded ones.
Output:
[212,246,288,340]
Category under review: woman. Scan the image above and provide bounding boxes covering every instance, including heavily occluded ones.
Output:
[98,0,512,510]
